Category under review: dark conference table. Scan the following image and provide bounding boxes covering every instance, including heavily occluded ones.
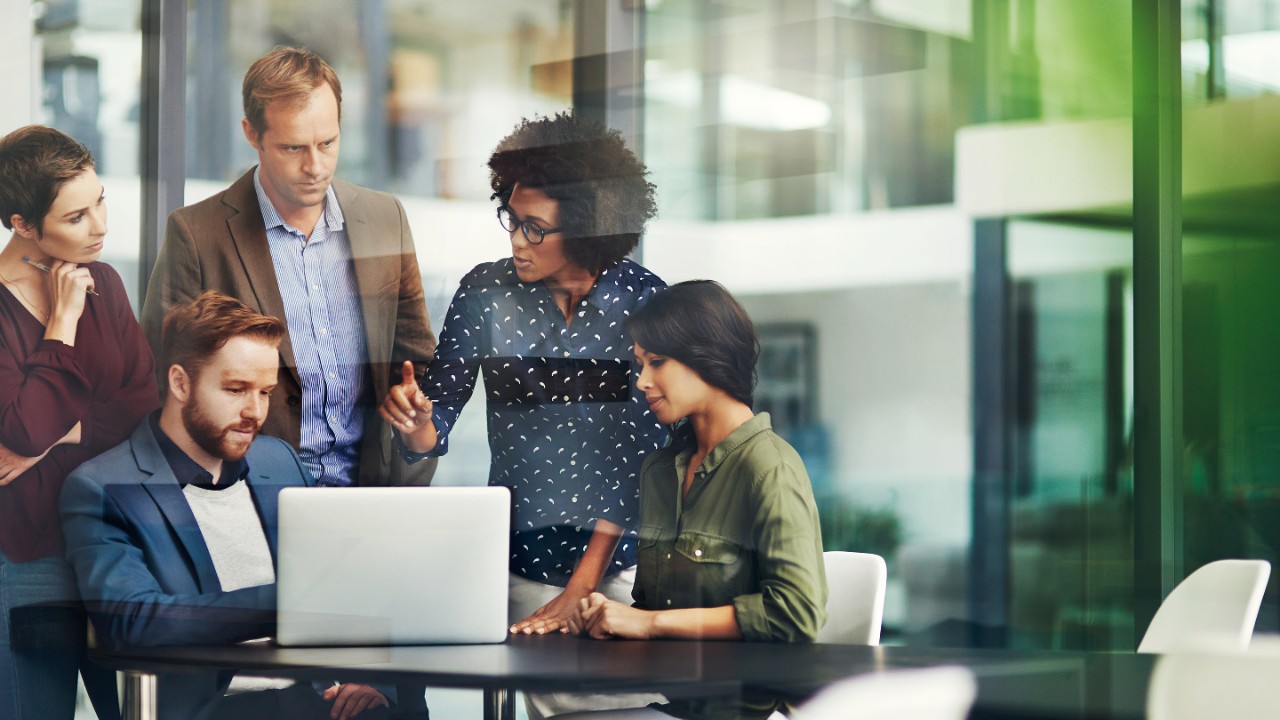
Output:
[95,634,1156,720]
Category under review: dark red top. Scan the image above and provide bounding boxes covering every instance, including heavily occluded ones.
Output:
[0,262,160,562]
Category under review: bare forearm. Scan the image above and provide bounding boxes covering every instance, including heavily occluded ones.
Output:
[566,518,624,592]
[651,605,742,640]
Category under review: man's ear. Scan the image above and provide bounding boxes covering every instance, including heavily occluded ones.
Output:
[168,364,192,403]
[241,117,261,149]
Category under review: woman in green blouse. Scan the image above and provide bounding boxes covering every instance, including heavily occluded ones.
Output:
[568,280,828,720]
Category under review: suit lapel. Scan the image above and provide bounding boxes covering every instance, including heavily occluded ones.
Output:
[223,171,301,387]
[336,180,394,400]
[132,424,222,593]
[247,470,283,563]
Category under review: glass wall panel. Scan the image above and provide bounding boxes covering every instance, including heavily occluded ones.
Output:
[1007,221,1133,650]
[1180,0,1280,633]
[23,0,145,310]
[644,0,1135,649]
[7,5,144,717]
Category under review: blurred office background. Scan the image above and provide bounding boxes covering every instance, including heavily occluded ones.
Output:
[5,0,1279,700]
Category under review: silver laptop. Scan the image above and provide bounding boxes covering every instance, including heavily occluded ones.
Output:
[275,486,510,646]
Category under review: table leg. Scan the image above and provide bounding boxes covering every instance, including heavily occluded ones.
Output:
[483,687,514,720]
[121,670,157,720]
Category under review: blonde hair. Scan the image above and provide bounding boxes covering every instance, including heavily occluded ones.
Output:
[242,46,342,138]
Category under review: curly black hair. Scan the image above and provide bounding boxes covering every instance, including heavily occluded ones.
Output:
[487,111,657,274]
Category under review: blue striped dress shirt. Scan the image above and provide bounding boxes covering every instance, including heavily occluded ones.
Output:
[253,170,370,487]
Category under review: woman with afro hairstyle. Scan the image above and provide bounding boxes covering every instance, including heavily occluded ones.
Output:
[380,111,668,717]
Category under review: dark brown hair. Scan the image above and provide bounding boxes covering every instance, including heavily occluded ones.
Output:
[242,46,343,139]
[627,280,760,407]
[487,111,657,275]
[160,291,286,394]
[0,125,95,234]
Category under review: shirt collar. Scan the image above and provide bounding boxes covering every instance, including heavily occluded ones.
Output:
[674,412,774,478]
[149,412,250,491]
[510,259,631,314]
[251,167,345,237]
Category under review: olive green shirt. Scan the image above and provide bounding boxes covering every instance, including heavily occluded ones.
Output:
[635,413,827,720]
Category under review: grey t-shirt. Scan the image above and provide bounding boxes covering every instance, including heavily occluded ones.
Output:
[183,479,275,591]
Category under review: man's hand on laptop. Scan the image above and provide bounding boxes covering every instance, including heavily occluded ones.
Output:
[321,682,388,720]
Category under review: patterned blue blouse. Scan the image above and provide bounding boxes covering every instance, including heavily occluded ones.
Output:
[415,258,667,586]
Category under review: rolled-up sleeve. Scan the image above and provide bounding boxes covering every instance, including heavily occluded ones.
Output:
[732,465,827,642]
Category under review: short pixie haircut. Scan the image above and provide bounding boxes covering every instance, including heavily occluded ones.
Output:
[0,125,95,234]
[160,291,286,395]
[243,46,342,139]
[487,111,657,275]
[627,280,759,408]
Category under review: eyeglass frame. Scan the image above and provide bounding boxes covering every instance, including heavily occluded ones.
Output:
[497,204,563,245]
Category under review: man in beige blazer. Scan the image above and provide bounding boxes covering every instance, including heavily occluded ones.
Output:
[141,46,436,489]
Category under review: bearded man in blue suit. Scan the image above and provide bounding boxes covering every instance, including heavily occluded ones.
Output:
[60,292,393,720]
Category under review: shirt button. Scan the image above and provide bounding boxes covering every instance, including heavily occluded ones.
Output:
[327,372,336,380]
[694,549,702,558]
[311,283,319,290]
[563,351,571,357]
[665,553,671,560]
[319,327,328,335]
[666,599,672,606]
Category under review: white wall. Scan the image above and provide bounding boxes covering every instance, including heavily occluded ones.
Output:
[0,2,38,132]
[740,282,973,548]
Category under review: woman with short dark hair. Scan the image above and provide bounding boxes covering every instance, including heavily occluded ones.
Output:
[564,280,828,720]
[0,125,158,720]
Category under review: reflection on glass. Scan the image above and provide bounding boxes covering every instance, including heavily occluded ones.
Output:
[1181,0,1280,640]
[33,0,143,310]
[184,0,577,487]
[644,0,1136,650]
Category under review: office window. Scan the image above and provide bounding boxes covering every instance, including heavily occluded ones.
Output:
[1179,0,1280,632]
[6,0,145,310]
[643,0,1137,650]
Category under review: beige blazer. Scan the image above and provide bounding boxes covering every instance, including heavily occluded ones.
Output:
[140,169,437,486]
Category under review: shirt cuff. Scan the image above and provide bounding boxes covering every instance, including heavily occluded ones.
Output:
[393,429,437,464]
[732,593,770,641]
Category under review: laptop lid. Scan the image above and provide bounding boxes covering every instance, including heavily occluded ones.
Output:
[276,486,510,646]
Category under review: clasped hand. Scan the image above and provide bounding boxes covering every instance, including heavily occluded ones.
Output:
[574,592,656,640]
[321,682,388,720]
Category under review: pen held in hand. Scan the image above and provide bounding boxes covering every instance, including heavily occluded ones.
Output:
[21,256,100,295]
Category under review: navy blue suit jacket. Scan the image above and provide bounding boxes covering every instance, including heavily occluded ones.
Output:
[60,420,312,718]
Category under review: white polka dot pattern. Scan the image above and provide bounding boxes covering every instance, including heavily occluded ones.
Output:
[419,258,667,586]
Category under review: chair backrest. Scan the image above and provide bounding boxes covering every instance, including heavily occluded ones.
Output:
[816,551,887,645]
[1147,635,1280,720]
[794,666,976,720]
[1137,559,1270,653]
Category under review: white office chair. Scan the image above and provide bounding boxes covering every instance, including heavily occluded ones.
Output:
[766,552,890,720]
[793,666,976,720]
[816,551,887,645]
[1147,635,1280,719]
[1137,559,1270,653]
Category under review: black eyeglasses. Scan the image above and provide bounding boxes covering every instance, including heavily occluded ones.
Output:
[497,205,563,245]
